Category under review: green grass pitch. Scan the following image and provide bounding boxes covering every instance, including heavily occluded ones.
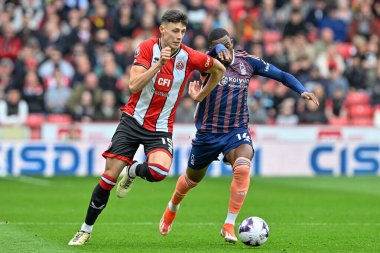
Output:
[0,176,379,253]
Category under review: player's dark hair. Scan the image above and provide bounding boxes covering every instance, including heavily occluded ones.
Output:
[161,9,188,25]
[208,28,230,46]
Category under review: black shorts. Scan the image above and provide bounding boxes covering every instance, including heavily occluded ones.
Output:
[102,113,173,164]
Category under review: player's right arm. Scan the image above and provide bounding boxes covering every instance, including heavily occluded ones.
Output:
[188,50,226,102]
[129,44,171,93]
[193,59,225,102]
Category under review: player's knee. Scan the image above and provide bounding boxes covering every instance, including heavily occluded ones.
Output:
[146,163,169,182]
[233,157,251,178]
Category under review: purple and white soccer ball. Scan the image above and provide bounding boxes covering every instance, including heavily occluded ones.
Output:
[238,216,269,247]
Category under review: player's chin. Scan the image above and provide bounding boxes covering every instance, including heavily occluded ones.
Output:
[172,43,181,49]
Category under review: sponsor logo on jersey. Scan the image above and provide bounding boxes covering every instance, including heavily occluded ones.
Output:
[152,89,170,97]
[157,77,172,87]
[176,60,185,70]
[205,56,211,68]
[218,76,250,88]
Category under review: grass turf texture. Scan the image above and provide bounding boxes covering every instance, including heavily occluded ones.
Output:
[0,176,379,253]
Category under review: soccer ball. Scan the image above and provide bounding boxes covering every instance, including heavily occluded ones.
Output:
[238,216,269,247]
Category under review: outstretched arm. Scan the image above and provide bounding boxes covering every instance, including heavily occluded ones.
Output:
[253,59,319,106]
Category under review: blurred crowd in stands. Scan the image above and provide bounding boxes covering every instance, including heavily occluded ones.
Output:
[1,0,380,132]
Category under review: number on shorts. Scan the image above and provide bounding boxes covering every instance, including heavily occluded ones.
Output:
[236,133,250,141]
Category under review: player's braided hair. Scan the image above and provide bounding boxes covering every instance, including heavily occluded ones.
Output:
[207,28,230,46]
[161,9,188,25]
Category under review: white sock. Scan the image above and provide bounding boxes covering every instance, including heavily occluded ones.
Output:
[128,163,138,178]
[168,201,180,212]
[224,211,238,225]
[81,222,93,233]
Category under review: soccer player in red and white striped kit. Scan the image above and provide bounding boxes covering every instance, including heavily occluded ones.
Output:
[68,9,226,245]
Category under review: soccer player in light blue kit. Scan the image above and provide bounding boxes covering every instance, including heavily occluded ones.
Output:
[159,28,320,243]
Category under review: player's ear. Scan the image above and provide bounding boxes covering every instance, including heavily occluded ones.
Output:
[159,25,165,34]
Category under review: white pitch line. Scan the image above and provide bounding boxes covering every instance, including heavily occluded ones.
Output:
[1,176,52,187]
[0,222,379,226]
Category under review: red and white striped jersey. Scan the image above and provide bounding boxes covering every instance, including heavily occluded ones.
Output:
[122,38,214,132]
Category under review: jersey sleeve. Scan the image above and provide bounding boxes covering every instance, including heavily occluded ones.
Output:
[133,40,153,69]
[246,56,307,94]
[187,47,214,73]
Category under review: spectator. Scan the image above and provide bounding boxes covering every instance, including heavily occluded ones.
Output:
[187,0,207,32]
[282,8,308,39]
[0,89,28,126]
[89,2,112,32]
[95,90,119,121]
[369,61,380,106]
[95,52,122,90]
[71,53,92,87]
[335,0,353,24]
[0,23,22,60]
[44,68,72,114]
[112,4,137,40]
[260,0,281,31]
[67,72,103,115]
[326,63,349,98]
[326,86,348,120]
[305,0,327,29]
[22,70,45,113]
[344,53,368,91]
[114,37,135,70]
[265,41,290,72]
[314,27,335,57]
[276,98,299,125]
[0,58,17,97]
[38,46,75,80]
[249,99,269,124]
[72,90,96,122]
[348,3,380,41]
[115,70,131,108]
[298,83,328,124]
[315,44,345,79]
[319,5,348,42]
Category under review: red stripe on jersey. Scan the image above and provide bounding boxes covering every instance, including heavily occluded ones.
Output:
[142,58,175,131]
[122,90,142,116]
[167,59,191,132]
[142,93,168,131]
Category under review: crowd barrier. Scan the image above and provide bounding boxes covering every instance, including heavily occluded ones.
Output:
[1,124,379,176]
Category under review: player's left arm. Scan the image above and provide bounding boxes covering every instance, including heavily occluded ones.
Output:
[251,58,319,106]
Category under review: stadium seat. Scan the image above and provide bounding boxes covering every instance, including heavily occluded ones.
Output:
[328,117,349,126]
[263,31,282,44]
[30,128,41,139]
[350,117,373,126]
[348,104,373,118]
[47,114,72,123]
[26,113,45,128]
[264,43,275,55]
[346,91,371,107]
